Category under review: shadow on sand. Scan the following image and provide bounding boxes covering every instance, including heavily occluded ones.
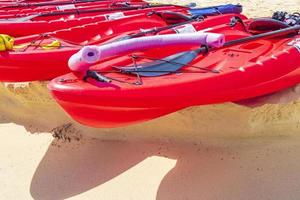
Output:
[30,137,300,200]
[30,138,150,199]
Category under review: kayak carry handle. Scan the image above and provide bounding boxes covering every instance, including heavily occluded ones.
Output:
[83,70,111,83]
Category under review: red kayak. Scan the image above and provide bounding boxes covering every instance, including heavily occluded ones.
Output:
[0,0,147,15]
[0,12,240,82]
[0,5,186,37]
[0,0,144,8]
[0,1,149,18]
[48,19,300,128]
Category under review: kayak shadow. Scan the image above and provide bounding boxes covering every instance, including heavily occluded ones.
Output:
[30,138,152,200]
[30,135,205,199]
[27,128,300,199]
[156,139,300,200]
[156,143,233,200]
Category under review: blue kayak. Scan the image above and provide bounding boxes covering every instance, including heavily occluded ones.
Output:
[190,4,242,16]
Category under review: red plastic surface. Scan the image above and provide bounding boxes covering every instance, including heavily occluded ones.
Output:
[0,13,240,82]
[48,17,300,128]
[0,5,186,36]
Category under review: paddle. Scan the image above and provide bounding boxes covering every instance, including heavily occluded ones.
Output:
[223,24,300,47]
[0,4,179,22]
[118,25,300,77]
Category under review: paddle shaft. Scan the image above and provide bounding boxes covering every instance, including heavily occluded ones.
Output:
[225,25,300,47]
[125,17,203,39]
[196,25,300,54]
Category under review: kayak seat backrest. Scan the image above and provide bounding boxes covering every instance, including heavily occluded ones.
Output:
[153,11,192,24]
[248,18,290,32]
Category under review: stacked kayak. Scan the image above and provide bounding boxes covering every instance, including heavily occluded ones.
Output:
[0,5,188,36]
[48,16,300,128]
[0,4,242,37]
[0,0,143,9]
[0,1,149,17]
[0,1,149,19]
[0,0,144,7]
[0,5,243,81]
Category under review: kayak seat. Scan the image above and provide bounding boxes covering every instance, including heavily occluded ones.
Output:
[149,11,200,24]
[248,18,290,33]
[110,2,131,8]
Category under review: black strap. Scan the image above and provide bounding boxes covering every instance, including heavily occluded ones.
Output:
[229,16,249,32]
[83,70,111,83]
[272,11,300,26]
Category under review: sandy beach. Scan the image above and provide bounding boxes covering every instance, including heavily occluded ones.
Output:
[1,0,300,199]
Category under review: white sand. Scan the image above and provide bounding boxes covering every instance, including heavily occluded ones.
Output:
[1,1,300,199]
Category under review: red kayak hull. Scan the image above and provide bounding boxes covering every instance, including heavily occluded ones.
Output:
[54,98,181,128]
[0,0,143,13]
[0,1,149,18]
[0,5,186,37]
[48,23,300,128]
[49,66,300,128]
[0,13,170,82]
[0,0,146,14]
[0,0,144,8]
